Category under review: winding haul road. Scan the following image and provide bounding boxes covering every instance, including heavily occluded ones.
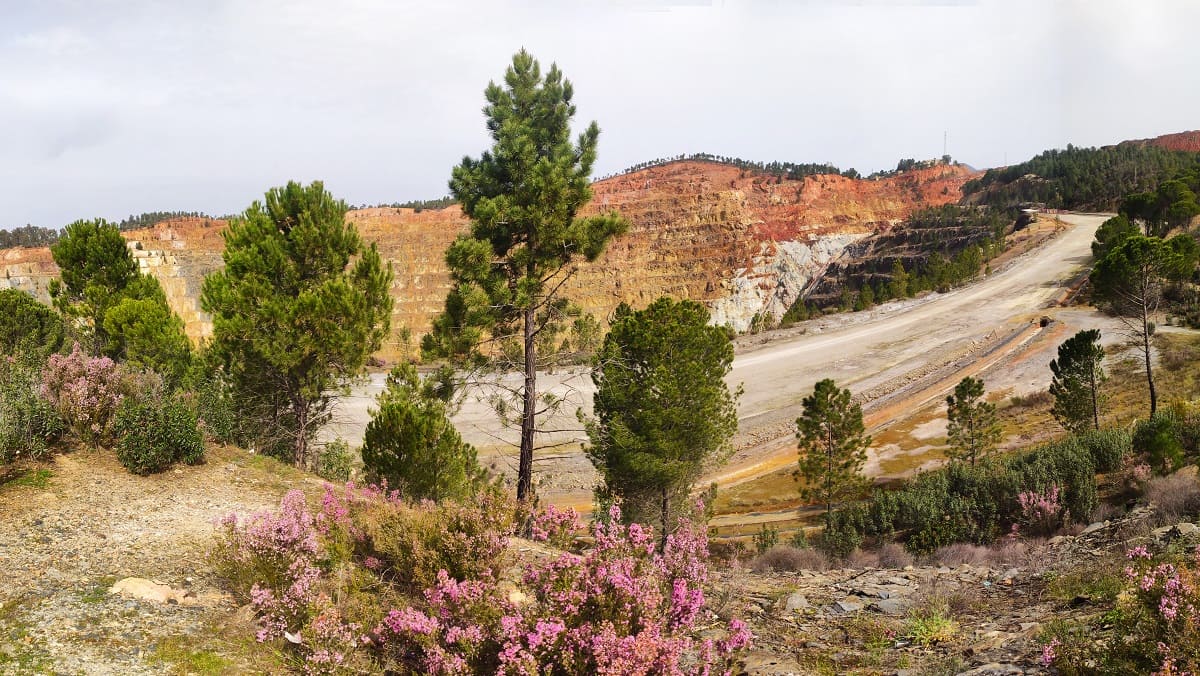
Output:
[331,214,1107,509]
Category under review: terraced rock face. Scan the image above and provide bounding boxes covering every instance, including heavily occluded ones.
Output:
[0,161,976,360]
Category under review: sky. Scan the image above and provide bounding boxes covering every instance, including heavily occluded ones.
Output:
[1,0,1197,228]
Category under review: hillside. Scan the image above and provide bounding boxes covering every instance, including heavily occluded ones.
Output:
[1124,129,1200,153]
[0,161,976,359]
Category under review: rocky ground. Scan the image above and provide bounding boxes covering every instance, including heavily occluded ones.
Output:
[725,505,1187,675]
[0,446,315,675]
[0,442,1188,675]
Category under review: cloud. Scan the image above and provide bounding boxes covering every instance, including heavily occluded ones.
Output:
[0,0,1196,227]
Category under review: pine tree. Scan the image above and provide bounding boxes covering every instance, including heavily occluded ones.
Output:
[49,219,139,354]
[361,363,484,503]
[1049,329,1107,433]
[945,376,1001,466]
[422,50,627,503]
[585,298,740,546]
[795,379,870,527]
[201,181,393,467]
[889,259,909,299]
[1091,233,1196,416]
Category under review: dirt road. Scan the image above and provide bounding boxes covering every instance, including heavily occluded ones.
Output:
[328,214,1109,506]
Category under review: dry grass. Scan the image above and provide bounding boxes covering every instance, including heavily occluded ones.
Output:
[1144,473,1200,525]
[877,542,915,568]
[749,545,830,573]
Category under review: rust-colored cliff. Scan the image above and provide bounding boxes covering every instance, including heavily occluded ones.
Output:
[1,161,977,361]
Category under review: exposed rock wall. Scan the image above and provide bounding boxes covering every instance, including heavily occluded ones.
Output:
[0,161,977,359]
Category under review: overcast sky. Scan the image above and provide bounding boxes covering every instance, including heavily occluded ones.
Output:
[2,0,1196,228]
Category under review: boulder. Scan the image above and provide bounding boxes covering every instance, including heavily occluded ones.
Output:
[109,577,196,605]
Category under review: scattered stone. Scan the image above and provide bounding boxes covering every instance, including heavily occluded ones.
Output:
[956,663,1025,675]
[1081,521,1108,535]
[833,599,862,614]
[870,598,909,615]
[783,592,809,612]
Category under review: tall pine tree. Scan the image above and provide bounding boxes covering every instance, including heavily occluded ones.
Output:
[422,50,627,502]
[795,379,870,528]
[201,181,392,467]
[945,376,1001,467]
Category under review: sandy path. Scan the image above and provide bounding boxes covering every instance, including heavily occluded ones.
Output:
[327,214,1108,507]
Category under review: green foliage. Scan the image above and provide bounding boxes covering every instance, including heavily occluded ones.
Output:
[0,359,64,464]
[861,437,1097,554]
[1134,413,1185,475]
[113,395,205,475]
[201,180,393,467]
[1078,427,1132,473]
[316,439,356,483]
[1120,178,1200,236]
[48,218,192,378]
[361,363,484,503]
[752,524,778,555]
[821,504,866,558]
[115,211,215,232]
[945,377,1001,466]
[1092,214,1138,260]
[586,298,739,540]
[1049,329,1107,434]
[102,276,193,385]
[0,224,59,248]
[0,289,65,363]
[422,50,628,502]
[964,142,1200,210]
[1092,233,1198,416]
[610,152,844,182]
[795,379,870,527]
[50,218,139,352]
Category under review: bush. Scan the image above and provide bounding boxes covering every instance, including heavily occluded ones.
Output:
[0,289,65,363]
[1078,427,1132,472]
[0,359,64,464]
[113,396,204,475]
[1046,545,1200,674]
[928,543,992,567]
[1134,413,1185,474]
[858,437,1097,554]
[752,524,779,554]
[877,542,914,568]
[40,343,126,446]
[214,488,752,673]
[316,439,356,482]
[192,375,244,445]
[1143,474,1200,523]
[749,545,829,573]
[820,504,866,558]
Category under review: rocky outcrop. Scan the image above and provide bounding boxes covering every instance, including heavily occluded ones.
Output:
[0,161,977,359]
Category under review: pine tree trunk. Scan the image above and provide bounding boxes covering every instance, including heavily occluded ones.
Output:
[1142,290,1157,417]
[294,397,309,468]
[517,303,536,503]
[1090,365,1100,431]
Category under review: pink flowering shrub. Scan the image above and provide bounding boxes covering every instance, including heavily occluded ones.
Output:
[1044,545,1200,674]
[40,343,126,446]
[1015,484,1066,537]
[215,488,751,675]
[530,504,582,549]
[371,504,749,675]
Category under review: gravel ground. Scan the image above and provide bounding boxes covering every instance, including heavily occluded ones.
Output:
[0,446,315,674]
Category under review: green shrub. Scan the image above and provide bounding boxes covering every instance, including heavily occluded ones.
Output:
[1134,414,1185,474]
[751,524,778,555]
[113,396,205,475]
[0,359,64,464]
[0,289,65,363]
[820,504,866,558]
[855,437,1098,554]
[317,439,356,482]
[1079,427,1132,472]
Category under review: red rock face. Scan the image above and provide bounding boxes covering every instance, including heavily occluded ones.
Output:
[1123,130,1200,153]
[0,162,979,360]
